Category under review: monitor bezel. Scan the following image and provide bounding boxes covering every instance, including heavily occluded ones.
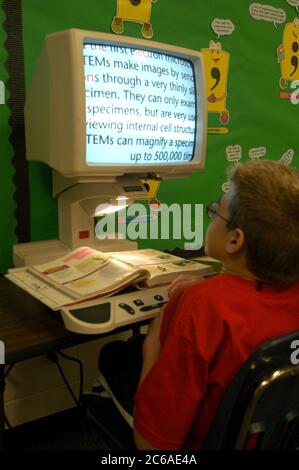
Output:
[25,29,207,179]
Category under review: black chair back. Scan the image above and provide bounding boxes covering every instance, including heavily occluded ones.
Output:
[205,329,299,449]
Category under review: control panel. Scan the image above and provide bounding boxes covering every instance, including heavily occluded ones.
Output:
[60,285,169,334]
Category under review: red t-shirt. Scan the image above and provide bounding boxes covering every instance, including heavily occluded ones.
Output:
[133,273,299,449]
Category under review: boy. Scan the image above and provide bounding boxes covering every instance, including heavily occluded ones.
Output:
[99,160,299,449]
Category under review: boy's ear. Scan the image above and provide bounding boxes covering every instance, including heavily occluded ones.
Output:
[225,228,245,254]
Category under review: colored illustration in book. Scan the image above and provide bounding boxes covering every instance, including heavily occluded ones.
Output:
[201,41,230,125]
[277,17,299,88]
[111,0,158,38]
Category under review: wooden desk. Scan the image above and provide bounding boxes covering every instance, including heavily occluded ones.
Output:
[0,276,147,449]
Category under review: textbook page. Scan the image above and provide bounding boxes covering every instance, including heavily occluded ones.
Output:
[108,249,214,287]
[6,247,148,308]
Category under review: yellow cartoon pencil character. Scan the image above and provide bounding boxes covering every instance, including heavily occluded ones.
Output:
[201,41,230,125]
[140,178,160,200]
[140,177,161,208]
[277,17,299,89]
[112,0,158,39]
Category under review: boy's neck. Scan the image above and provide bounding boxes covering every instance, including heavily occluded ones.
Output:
[221,259,260,282]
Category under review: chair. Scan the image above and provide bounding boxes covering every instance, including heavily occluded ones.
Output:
[205,328,299,449]
[83,329,299,449]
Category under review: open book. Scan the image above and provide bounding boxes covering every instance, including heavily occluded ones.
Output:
[6,246,213,310]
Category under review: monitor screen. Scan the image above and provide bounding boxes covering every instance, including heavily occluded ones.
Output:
[84,42,197,167]
[25,29,206,180]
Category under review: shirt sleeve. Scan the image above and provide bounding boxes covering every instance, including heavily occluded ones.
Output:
[133,293,225,449]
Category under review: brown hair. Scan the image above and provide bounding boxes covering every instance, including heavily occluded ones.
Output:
[227,160,299,285]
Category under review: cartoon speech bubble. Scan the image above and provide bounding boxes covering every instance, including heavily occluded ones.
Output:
[280,148,294,166]
[287,0,299,12]
[211,18,235,38]
[226,145,242,162]
[222,181,233,193]
[249,147,267,160]
[249,3,286,28]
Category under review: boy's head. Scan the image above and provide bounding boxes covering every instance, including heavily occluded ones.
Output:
[205,160,299,285]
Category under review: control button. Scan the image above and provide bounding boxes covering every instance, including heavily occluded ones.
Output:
[79,230,90,239]
[133,299,144,306]
[119,303,135,315]
[154,294,164,301]
[140,305,155,312]
[140,301,167,312]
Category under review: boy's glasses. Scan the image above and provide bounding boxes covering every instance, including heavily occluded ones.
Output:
[206,201,231,223]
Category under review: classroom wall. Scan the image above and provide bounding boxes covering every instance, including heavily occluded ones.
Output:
[1,0,298,273]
